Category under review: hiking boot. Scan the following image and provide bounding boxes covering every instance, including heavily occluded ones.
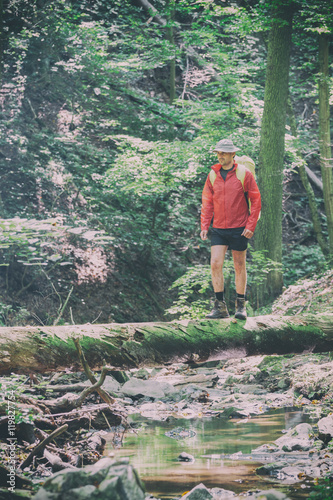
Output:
[235,298,247,320]
[206,300,230,319]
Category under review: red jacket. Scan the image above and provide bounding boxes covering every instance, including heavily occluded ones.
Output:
[201,162,261,233]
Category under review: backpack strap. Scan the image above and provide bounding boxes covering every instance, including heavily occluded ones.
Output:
[209,165,246,191]
[209,170,217,186]
[235,163,246,191]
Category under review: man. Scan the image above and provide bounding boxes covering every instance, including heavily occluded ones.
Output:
[200,139,261,320]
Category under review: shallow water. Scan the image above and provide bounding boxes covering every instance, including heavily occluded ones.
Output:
[107,408,317,499]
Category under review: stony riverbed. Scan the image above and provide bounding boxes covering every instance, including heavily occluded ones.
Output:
[0,350,332,499]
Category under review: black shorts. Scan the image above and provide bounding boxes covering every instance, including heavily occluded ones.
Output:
[211,227,248,251]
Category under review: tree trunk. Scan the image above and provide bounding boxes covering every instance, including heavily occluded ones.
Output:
[318,33,333,264]
[166,0,176,104]
[287,98,328,255]
[0,0,3,87]
[1,314,333,374]
[256,3,294,297]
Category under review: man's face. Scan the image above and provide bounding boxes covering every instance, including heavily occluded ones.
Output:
[216,151,234,165]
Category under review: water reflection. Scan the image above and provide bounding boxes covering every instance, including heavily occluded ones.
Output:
[107,408,309,499]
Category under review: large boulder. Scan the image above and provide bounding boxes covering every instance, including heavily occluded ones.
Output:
[181,483,213,499]
[120,378,175,399]
[274,423,317,452]
[250,490,290,500]
[33,458,145,500]
[318,414,333,443]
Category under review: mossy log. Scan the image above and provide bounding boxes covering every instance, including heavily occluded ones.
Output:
[1,314,333,374]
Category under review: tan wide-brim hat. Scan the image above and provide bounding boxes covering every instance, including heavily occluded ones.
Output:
[213,139,240,152]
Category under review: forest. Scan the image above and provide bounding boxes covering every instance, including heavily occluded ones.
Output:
[0,0,333,499]
[0,0,332,325]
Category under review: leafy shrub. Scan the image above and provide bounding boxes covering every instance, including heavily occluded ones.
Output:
[166,248,280,319]
[309,478,333,499]
[283,244,327,287]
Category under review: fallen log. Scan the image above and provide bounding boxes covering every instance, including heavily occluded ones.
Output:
[0,314,333,374]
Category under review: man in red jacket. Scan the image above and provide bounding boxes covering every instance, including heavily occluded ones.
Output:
[200,139,261,320]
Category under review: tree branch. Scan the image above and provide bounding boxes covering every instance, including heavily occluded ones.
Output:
[73,337,115,405]
[20,424,68,470]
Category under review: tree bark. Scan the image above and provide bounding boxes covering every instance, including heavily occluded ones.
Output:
[256,3,294,297]
[0,0,3,87]
[166,1,176,104]
[0,314,333,374]
[318,33,333,264]
[287,97,328,255]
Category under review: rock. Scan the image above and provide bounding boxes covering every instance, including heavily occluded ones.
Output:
[92,407,122,429]
[274,423,316,452]
[16,421,37,444]
[274,465,304,483]
[256,462,288,476]
[277,378,291,390]
[182,483,214,499]
[33,457,145,500]
[102,375,122,393]
[235,384,266,395]
[209,487,236,498]
[140,402,170,420]
[291,360,333,400]
[251,489,291,499]
[217,407,249,419]
[0,463,33,489]
[173,373,218,387]
[252,443,280,454]
[86,431,107,452]
[318,414,333,443]
[120,379,158,398]
[177,452,195,462]
[0,488,33,499]
[134,368,150,380]
[121,378,174,399]
[165,427,196,440]
[107,370,130,384]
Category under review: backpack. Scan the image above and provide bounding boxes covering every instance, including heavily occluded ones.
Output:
[208,155,258,216]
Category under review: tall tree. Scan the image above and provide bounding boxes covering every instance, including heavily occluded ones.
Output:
[256,1,294,297]
[318,33,333,264]
[0,0,3,87]
[166,0,176,103]
[287,97,329,256]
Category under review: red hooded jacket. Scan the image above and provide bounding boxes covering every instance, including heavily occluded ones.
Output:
[201,162,261,233]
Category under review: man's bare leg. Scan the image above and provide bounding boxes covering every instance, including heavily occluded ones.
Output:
[211,245,228,292]
[232,249,247,319]
[232,249,247,294]
[206,245,229,319]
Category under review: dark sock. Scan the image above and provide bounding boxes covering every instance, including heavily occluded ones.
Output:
[237,293,245,300]
[215,291,224,302]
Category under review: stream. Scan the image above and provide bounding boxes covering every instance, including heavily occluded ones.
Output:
[106,408,316,499]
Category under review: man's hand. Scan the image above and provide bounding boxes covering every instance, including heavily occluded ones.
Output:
[242,228,253,239]
[200,230,208,240]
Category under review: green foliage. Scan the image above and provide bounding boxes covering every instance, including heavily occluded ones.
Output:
[166,248,281,319]
[283,245,327,287]
[1,374,37,424]
[0,302,29,326]
[0,217,112,324]
[167,265,211,319]
[248,249,282,310]
[0,302,14,326]
[309,478,333,499]
[0,0,331,323]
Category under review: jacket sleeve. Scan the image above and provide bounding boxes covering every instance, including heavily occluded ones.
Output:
[201,175,214,231]
[244,171,261,232]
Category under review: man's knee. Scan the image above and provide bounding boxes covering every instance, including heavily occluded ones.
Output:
[232,251,247,274]
[211,258,223,272]
[234,260,246,275]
